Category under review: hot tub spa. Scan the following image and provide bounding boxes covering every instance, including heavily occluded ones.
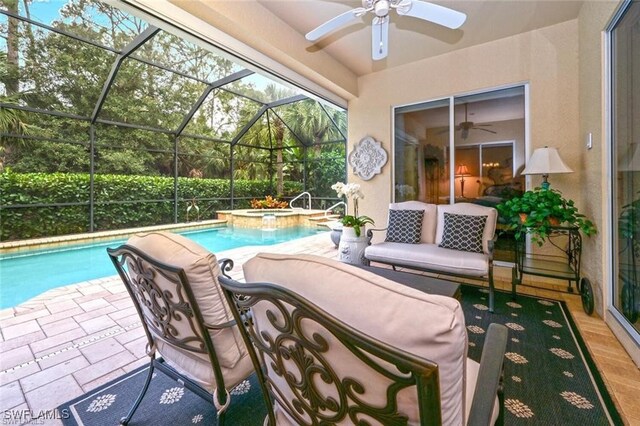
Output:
[216,208,327,229]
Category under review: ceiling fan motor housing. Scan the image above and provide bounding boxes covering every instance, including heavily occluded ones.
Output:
[374,0,391,17]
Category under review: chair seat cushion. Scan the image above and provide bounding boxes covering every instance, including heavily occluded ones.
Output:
[158,340,253,393]
[364,242,489,277]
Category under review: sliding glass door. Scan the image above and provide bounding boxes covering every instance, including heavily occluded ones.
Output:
[609,0,639,339]
[393,86,526,262]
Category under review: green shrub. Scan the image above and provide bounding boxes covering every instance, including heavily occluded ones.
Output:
[0,171,303,241]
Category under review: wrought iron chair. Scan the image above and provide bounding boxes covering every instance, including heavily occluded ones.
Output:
[107,231,254,425]
[219,253,508,425]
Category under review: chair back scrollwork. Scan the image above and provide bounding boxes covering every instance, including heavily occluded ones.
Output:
[219,276,442,426]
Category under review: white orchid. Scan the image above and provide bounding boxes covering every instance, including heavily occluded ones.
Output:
[332,181,373,236]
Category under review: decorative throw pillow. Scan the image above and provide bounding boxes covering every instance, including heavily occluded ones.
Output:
[385,209,424,244]
[438,213,487,253]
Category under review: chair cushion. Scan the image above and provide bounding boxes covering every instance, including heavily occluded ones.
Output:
[365,242,489,277]
[438,213,487,253]
[385,209,424,244]
[127,232,248,374]
[435,203,497,254]
[243,253,468,426]
[389,201,437,243]
[157,339,253,393]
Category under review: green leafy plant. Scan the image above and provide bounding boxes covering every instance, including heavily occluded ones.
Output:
[497,187,597,246]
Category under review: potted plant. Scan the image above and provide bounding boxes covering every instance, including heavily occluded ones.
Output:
[250,195,289,209]
[497,187,597,246]
[331,182,374,237]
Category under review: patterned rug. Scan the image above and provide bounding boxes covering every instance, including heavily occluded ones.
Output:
[58,286,621,425]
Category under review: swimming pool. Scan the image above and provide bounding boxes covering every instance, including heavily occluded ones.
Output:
[0,226,323,309]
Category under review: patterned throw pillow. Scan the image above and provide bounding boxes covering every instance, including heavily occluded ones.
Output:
[385,209,424,244]
[438,213,487,253]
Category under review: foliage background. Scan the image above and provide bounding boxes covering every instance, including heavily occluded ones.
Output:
[0,0,346,241]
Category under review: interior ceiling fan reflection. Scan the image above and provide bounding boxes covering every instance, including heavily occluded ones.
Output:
[305,0,467,61]
[439,103,497,140]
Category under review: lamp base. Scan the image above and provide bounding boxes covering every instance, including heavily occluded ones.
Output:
[540,174,550,190]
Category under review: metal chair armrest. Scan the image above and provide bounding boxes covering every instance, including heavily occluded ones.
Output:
[468,323,508,426]
[218,258,234,278]
[203,319,237,330]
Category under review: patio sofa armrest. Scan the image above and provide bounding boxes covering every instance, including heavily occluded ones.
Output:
[487,234,498,262]
[366,227,388,243]
[468,323,508,426]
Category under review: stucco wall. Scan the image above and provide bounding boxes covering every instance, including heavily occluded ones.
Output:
[349,19,581,237]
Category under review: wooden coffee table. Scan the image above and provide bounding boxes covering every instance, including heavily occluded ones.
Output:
[356,264,461,300]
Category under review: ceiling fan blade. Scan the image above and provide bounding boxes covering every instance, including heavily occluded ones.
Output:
[475,128,498,134]
[476,124,493,127]
[371,17,389,60]
[396,0,466,29]
[305,8,364,41]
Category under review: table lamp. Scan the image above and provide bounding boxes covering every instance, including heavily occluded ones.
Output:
[455,164,470,197]
[521,146,573,189]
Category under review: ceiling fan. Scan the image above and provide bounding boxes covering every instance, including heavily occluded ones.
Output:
[305,0,467,61]
[457,103,497,140]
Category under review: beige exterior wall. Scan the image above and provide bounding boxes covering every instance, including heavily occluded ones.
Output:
[349,18,581,237]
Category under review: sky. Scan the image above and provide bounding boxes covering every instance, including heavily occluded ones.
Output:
[24,0,65,24]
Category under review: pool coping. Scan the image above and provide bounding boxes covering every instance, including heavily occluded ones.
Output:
[0,220,227,254]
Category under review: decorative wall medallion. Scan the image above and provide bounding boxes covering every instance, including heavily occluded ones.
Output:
[348,136,388,180]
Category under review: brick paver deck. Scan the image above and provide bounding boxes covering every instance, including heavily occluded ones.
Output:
[1,232,639,424]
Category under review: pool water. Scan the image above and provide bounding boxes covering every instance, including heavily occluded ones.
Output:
[0,226,323,309]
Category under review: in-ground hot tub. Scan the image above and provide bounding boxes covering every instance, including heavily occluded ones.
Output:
[216,208,327,229]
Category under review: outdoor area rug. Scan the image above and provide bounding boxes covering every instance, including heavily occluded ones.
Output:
[59,285,622,425]
[462,285,621,425]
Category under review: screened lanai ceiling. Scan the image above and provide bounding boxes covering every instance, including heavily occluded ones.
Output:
[0,0,347,147]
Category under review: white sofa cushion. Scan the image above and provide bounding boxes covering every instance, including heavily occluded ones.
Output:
[389,201,437,244]
[364,242,489,276]
[127,232,249,384]
[435,203,497,254]
[243,253,468,426]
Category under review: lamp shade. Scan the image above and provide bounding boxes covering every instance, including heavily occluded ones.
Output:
[522,147,573,175]
[455,164,470,176]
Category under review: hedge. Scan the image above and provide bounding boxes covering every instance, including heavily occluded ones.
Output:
[0,171,303,241]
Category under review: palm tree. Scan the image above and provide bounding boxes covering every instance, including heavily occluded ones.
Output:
[0,51,34,171]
